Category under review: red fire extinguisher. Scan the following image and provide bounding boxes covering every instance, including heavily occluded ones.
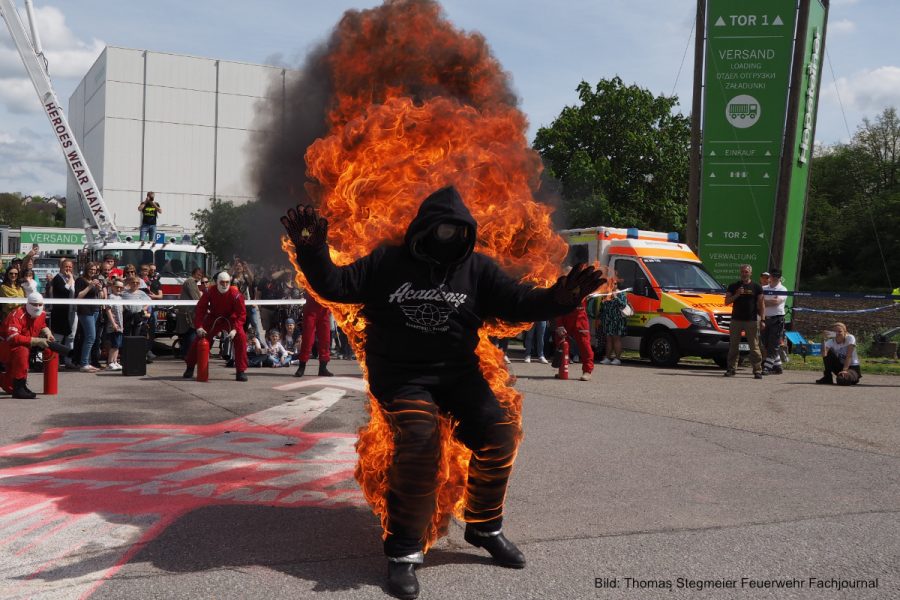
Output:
[43,348,59,395]
[197,336,210,382]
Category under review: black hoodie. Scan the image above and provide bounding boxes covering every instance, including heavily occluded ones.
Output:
[295,186,574,375]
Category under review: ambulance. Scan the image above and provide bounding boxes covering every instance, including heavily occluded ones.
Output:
[562,227,736,367]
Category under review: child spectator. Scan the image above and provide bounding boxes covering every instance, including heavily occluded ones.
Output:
[104,280,125,370]
[282,318,299,362]
[246,327,265,368]
[264,329,291,367]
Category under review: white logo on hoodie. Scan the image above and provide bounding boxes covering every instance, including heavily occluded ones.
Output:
[388,282,468,308]
[388,282,468,333]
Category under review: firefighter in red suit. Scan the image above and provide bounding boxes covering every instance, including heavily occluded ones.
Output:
[294,292,333,377]
[1,292,53,399]
[182,271,249,381]
[555,296,594,381]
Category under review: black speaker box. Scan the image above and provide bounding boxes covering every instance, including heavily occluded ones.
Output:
[121,336,147,376]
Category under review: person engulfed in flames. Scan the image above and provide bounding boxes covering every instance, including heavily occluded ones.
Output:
[282,186,604,599]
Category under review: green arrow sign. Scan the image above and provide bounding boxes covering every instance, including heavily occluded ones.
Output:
[698,0,797,283]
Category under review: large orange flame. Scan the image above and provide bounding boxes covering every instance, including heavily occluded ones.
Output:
[282,0,570,550]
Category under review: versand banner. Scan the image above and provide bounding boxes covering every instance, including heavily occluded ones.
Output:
[698,1,798,283]
[778,0,828,304]
[19,227,87,251]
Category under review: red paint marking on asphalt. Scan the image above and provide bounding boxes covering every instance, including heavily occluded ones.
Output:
[14,514,75,557]
[76,513,182,600]
[0,386,365,598]
[25,520,119,580]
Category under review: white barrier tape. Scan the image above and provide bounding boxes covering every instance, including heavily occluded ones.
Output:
[587,287,633,298]
[0,297,307,307]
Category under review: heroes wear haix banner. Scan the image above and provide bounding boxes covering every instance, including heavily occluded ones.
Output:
[698,0,798,282]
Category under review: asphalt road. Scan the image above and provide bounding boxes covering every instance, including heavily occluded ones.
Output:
[0,352,897,599]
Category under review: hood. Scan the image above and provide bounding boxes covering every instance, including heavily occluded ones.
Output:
[405,186,477,265]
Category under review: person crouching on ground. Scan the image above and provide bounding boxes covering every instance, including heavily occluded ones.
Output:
[182,271,249,382]
[817,322,862,385]
[0,292,54,398]
[282,186,605,600]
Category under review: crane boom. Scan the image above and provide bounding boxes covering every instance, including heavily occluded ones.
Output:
[0,0,117,232]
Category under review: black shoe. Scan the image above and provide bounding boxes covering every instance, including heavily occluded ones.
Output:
[754,372,763,379]
[464,525,526,568]
[294,362,306,378]
[723,370,736,377]
[182,366,194,379]
[815,375,834,385]
[318,362,334,377]
[236,372,248,382]
[386,562,419,599]
[12,379,36,400]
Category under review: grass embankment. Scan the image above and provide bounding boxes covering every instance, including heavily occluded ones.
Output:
[780,356,900,376]
[618,350,900,376]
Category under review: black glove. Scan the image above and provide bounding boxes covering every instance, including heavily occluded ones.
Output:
[281,204,328,249]
[552,263,606,306]
[48,341,71,355]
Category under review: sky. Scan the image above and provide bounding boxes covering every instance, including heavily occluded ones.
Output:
[1,0,898,198]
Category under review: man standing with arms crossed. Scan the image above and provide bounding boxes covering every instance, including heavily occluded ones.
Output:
[761,269,787,375]
[723,264,765,379]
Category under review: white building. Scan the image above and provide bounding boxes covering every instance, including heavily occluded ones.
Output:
[66,46,297,232]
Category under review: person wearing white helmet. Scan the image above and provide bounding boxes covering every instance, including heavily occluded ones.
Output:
[182,271,249,381]
[0,292,54,398]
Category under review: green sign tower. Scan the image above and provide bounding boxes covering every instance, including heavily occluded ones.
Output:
[698,0,798,283]
[772,0,829,306]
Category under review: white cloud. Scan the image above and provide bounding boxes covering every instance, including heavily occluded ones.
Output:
[0,5,104,111]
[0,126,65,195]
[824,66,900,114]
[0,77,38,113]
[829,19,857,35]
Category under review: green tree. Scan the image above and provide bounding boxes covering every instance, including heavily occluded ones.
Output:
[0,193,66,227]
[533,77,691,233]
[801,107,900,290]
[192,197,255,268]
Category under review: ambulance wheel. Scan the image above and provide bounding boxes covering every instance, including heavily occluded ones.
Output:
[647,331,680,367]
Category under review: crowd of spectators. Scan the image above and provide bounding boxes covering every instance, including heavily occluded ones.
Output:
[0,254,356,377]
[178,259,355,371]
[0,254,868,386]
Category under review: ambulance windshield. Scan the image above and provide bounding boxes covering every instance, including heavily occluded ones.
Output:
[643,259,723,292]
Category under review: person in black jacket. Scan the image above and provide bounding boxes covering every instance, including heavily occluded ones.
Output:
[282,186,604,599]
[49,258,77,368]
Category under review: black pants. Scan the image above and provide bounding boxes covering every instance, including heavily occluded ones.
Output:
[823,350,861,385]
[762,315,785,370]
[371,370,521,558]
